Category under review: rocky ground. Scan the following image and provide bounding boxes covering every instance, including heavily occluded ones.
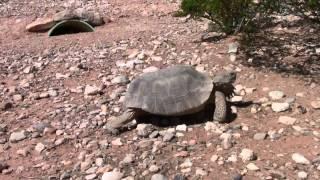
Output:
[1,0,320,180]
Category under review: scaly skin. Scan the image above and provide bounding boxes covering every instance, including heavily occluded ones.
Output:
[213,91,227,122]
[105,109,136,135]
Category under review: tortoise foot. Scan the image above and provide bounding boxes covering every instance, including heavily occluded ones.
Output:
[213,91,227,123]
[104,124,120,135]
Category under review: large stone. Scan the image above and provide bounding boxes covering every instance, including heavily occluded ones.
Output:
[35,143,46,153]
[228,42,239,54]
[269,91,285,100]
[271,102,290,112]
[111,138,123,146]
[253,133,267,140]
[101,171,123,180]
[151,174,168,180]
[84,85,101,96]
[239,148,256,162]
[311,101,320,109]
[292,153,310,165]
[163,132,175,142]
[176,124,187,132]
[26,17,56,32]
[9,130,27,143]
[85,174,97,180]
[278,116,297,125]
[120,154,135,165]
[136,124,154,137]
[230,96,243,102]
[298,171,308,179]
[246,163,259,171]
[220,133,233,149]
[149,165,160,173]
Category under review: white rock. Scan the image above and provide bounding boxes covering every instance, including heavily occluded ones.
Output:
[231,96,243,102]
[245,87,256,94]
[246,163,259,171]
[210,155,219,162]
[136,124,154,137]
[176,132,184,137]
[143,66,159,73]
[292,153,310,165]
[95,158,104,167]
[121,154,135,164]
[149,165,159,172]
[227,154,238,162]
[128,49,139,58]
[239,148,256,162]
[311,101,320,109]
[35,143,45,153]
[9,130,27,143]
[162,131,175,142]
[151,56,163,61]
[151,174,168,180]
[101,171,123,180]
[269,91,285,100]
[278,116,297,125]
[137,52,146,60]
[253,133,267,140]
[111,138,123,146]
[12,94,23,102]
[195,66,205,73]
[229,54,237,62]
[84,85,101,96]
[271,102,290,112]
[234,84,244,94]
[26,17,55,32]
[297,171,308,179]
[295,92,304,97]
[204,122,223,134]
[220,133,233,149]
[180,159,192,168]
[196,168,208,176]
[85,174,97,180]
[55,73,70,79]
[228,42,239,54]
[176,124,187,131]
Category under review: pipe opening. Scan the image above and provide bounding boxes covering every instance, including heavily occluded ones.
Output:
[48,20,94,36]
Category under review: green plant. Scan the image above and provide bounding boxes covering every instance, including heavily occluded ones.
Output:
[179,0,320,34]
[180,0,261,34]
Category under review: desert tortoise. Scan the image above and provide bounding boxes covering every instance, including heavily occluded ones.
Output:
[106,65,236,134]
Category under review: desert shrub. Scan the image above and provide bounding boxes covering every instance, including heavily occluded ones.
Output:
[179,0,320,34]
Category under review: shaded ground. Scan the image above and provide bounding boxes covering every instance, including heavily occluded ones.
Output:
[239,17,320,84]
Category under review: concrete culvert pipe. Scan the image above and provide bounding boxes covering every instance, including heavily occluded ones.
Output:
[48,20,94,37]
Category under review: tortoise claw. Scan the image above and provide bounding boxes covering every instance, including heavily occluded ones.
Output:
[104,124,120,135]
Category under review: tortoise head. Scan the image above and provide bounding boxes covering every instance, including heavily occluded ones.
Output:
[212,71,236,85]
[212,71,236,98]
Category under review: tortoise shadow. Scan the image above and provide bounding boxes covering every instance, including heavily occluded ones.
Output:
[135,102,238,127]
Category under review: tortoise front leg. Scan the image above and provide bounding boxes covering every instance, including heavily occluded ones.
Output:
[213,91,227,122]
[105,109,136,134]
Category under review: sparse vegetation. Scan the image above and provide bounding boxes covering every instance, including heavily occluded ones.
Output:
[179,0,320,34]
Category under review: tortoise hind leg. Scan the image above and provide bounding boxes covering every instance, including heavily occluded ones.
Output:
[213,91,227,122]
[105,109,137,134]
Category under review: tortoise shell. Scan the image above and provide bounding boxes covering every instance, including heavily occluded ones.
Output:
[125,65,213,115]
